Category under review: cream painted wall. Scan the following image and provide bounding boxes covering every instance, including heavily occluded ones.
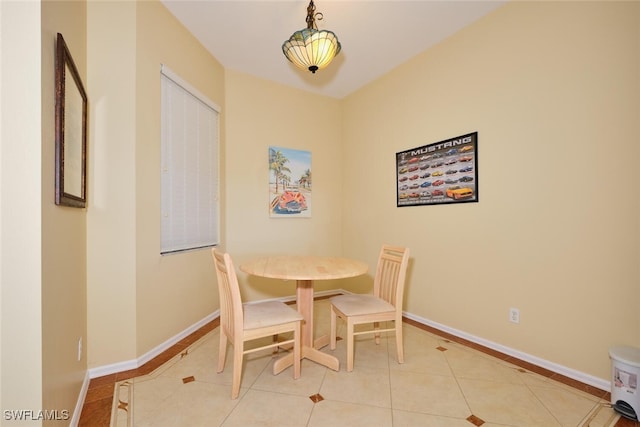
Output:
[0,0,44,417]
[224,70,347,302]
[85,0,225,367]
[341,1,640,383]
[41,0,88,420]
[134,0,224,358]
[86,0,138,368]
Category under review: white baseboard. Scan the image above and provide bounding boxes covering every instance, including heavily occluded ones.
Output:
[403,311,610,392]
[70,371,90,427]
[88,310,219,379]
[86,290,610,395]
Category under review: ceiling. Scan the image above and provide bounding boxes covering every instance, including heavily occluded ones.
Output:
[161,1,507,99]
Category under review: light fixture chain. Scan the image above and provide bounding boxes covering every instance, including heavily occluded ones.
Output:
[306,0,324,30]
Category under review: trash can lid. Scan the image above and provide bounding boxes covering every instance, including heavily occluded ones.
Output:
[609,346,640,367]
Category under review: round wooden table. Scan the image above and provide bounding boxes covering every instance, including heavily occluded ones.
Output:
[240,255,368,372]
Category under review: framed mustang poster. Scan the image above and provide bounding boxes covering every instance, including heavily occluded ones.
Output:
[396,132,478,207]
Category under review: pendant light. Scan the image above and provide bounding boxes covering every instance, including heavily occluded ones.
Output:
[282,0,342,74]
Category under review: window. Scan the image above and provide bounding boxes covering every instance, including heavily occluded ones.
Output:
[160,65,220,254]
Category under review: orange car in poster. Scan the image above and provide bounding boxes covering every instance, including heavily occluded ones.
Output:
[270,191,308,214]
[446,186,474,200]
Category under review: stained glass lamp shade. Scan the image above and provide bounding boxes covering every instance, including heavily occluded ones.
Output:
[282,0,341,74]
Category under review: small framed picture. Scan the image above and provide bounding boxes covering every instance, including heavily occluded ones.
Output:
[269,146,312,218]
[396,132,478,207]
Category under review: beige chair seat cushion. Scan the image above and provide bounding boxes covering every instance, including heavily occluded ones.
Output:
[330,294,395,317]
[243,301,303,330]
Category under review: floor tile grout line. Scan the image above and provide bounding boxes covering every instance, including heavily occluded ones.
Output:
[440,341,477,424]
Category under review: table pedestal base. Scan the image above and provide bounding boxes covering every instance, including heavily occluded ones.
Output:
[273,334,339,374]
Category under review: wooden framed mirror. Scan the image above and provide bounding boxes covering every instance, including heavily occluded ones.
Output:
[55,32,88,208]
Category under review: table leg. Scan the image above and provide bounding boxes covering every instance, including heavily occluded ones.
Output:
[295,280,313,347]
[273,279,339,374]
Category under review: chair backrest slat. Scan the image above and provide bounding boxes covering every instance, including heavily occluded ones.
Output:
[373,245,410,309]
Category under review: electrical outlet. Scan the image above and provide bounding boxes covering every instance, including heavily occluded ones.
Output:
[77,337,82,361]
[509,308,520,324]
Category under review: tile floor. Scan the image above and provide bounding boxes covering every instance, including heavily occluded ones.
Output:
[80,299,638,427]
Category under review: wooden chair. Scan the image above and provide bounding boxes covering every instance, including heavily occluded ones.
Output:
[212,248,303,399]
[329,245,410,372]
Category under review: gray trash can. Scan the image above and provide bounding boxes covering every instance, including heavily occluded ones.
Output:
[609,345,640,421]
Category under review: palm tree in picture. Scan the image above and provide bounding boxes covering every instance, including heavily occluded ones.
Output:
[299,169,312,190]
[269,148,291,193]
[280,174,291,191]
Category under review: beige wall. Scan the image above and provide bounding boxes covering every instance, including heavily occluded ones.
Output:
[86,0,225,367]
[134,0,224,357]
[41,0,88,421]
[1,0,45,419]
[224,70,344,301]
[342,1,640,383]
[86,0,138,368]
[2,0,88,422]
